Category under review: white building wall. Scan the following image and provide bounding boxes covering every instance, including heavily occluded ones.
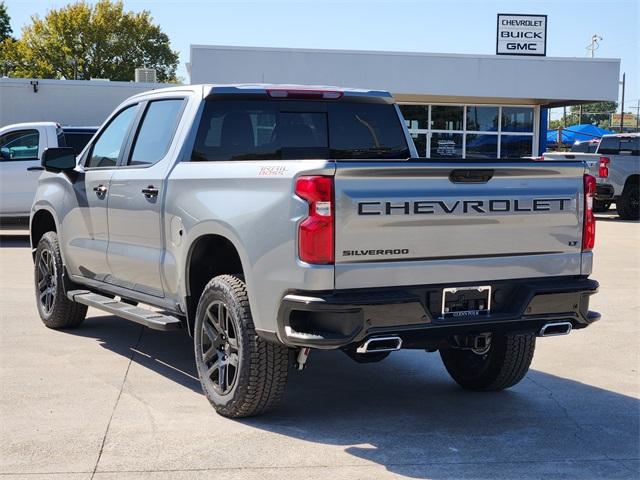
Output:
[0,78,172,128]
[189,45,620,106]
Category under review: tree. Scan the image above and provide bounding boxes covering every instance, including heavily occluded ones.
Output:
[5,0,178,82]
[549,101,618,130]
[570,102,618,128]
[0,1,11,41]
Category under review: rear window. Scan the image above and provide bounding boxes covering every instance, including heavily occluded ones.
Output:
[191,99,409,161]
[62,131,95,155]
[618,137,639,155]
[599,136,640,155]
[598,137,619,155]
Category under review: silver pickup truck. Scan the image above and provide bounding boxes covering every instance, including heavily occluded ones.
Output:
[30,84,600,417]
[545,133,639,220]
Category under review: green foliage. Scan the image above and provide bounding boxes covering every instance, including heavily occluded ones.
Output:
[3,0,178,81]
[0,1,12,41]
[549,102,619,131]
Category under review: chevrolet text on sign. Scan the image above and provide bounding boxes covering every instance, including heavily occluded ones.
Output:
[496,14,547,56]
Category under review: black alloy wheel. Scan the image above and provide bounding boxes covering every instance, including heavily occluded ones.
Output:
[36,247,57,315]
[199,300,240,395]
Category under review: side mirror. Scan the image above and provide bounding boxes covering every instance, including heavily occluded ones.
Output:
[0,147,11,160]
[42,147,76,172]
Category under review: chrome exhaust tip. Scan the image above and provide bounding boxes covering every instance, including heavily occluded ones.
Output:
[538,322,573,337]
[356,336,402,354]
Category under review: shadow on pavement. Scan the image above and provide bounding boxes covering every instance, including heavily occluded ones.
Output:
[0,234,30,248]
[70,313,640,479]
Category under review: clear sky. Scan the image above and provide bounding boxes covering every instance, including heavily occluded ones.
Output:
[5,0,639,117]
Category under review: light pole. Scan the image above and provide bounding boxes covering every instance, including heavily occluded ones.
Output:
[586,34,602,58]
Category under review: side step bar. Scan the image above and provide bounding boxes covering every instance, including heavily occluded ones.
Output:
[67,290,182,331]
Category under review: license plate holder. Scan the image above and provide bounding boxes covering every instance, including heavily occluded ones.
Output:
[441,285,491,318]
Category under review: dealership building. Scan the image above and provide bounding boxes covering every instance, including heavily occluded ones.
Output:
[188,44,621,158]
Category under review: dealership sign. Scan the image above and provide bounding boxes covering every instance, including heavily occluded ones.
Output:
[496,14,547,56]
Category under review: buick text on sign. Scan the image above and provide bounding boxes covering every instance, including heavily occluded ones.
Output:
[496,14,547,56]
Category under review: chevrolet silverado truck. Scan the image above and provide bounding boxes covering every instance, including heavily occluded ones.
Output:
[544,133,639,220]
[30,84,600,418]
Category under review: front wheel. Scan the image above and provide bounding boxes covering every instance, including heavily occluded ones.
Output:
[34,231,87,329]
[439,334,535,391]
[194,275,289,418]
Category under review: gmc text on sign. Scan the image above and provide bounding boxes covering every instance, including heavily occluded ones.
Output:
[496,14,547,56]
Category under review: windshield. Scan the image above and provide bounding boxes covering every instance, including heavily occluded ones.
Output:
[191,99,409,161]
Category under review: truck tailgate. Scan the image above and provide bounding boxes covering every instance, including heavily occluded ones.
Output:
[334,160,587,289]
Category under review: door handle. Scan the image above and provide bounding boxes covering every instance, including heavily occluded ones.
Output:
[93,184,108,196]
[27,166,44,171]
[141,185,159,198]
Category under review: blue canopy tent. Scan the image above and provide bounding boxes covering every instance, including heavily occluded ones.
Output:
[546,124,612,145]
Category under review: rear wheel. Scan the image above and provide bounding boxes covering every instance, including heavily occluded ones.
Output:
[439,334,535,391]
[617,183,639,220]
[34,231,87,329]
[592,200,610,213]
[194,275,289,418]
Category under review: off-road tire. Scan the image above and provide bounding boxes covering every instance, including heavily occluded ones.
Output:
[592,200,610,213]
[617,183,639,220]
[34,231,87,329]
[194,274,289,418]
[440,334,535,391]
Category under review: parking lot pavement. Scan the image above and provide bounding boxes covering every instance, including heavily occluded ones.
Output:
[0,217,638,480]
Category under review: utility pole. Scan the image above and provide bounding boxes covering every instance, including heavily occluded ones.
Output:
[579,105,583,125]
[619,73,626,132]
[586,34,602,57]
[563,106,567,127]
[636,99,639,133]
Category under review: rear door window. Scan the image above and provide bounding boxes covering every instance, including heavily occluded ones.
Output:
[0,129,40,161]
[191,99,408,161]
[128,99,185,166]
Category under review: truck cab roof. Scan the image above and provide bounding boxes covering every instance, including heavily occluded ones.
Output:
[126,83,394,103]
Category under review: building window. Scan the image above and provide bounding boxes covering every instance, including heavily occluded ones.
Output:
[466,106,499,132]
[410,132,427,157]
[501,135,533,158]
[400,104,535,159]
[431,132,463,158]
[431,106,464,130]
[402,105,429,130]
[466,134,498,158]
[502,107,534,132]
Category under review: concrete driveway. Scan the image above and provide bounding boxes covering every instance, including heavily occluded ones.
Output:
[1,216,638,479]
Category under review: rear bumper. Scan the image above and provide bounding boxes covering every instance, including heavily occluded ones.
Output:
[275,276,600,349]
[596,183,615,200]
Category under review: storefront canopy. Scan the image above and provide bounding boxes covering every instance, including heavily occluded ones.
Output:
[546,124,613,145]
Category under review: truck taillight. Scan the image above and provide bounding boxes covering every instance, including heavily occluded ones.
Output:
[295,176,334,264]
[583,174,596,251]
[598,156,610,178]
